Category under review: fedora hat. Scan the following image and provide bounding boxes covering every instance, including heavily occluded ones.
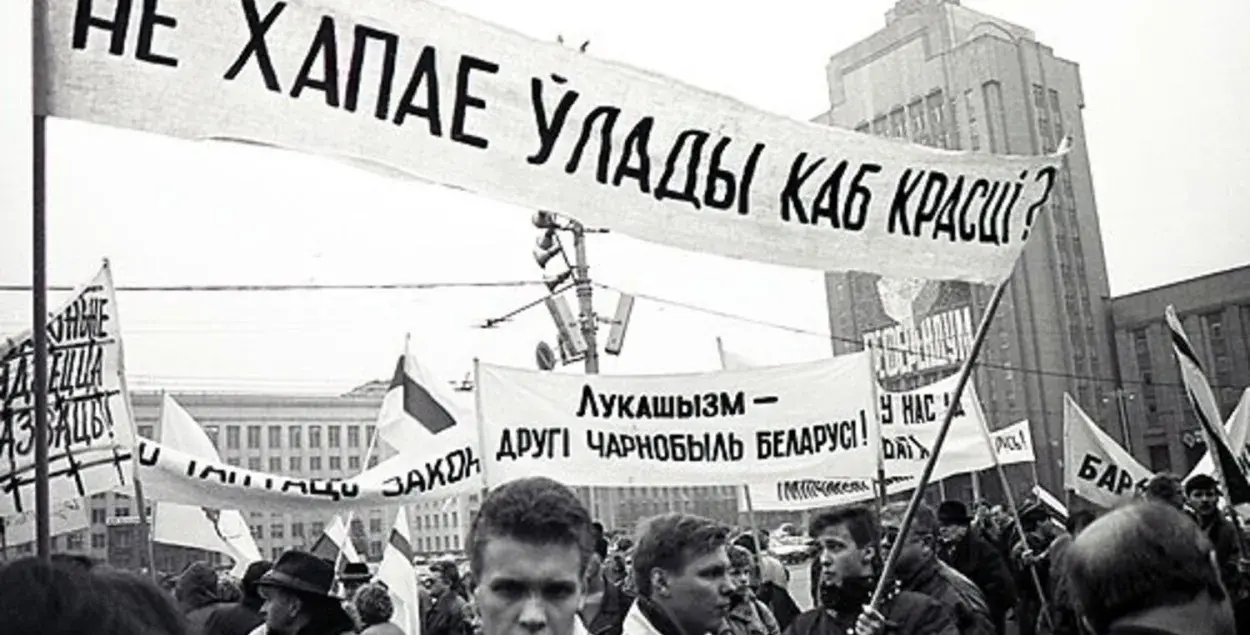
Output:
[937,501,973,525]
[340,561,372,582]
[256,550,339,599]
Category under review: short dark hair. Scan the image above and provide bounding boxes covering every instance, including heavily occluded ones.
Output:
[469,477,594,578]
[1144,472,1185,506]
[0,556,187,635]
[1067,501,1226,632]
[1066,509,1099,536]
[632,513,729,597]
[1185,474,1220,495]
[353,583,395,626]
[810,505,879,548]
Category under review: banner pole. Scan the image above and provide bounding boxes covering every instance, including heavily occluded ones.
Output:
[31,1,50,561]
[472,358,490,504]
[969,392,1054,628]
[868,275,1011,611]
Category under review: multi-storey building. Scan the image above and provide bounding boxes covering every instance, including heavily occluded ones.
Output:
[815,0,1116,498]
[1111,266,1250,473]
[11,386,477,572]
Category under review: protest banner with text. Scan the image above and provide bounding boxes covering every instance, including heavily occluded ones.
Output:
[0,264,137,517]
[1063,394,1150,509]
[41,0,1065,283]
[475,355,877,486]
[746,419,1034,511]
[2,498,90,545]
[135,435,484,513]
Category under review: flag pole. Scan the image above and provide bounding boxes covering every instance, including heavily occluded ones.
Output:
[869,274,1011,611]
[31,0,51,562]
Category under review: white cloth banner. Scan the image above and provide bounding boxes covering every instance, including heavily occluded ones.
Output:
[476,355,877,486]
[746,420,1034,511]
[1063,394,1151,509]
[151,395,262,572]
[136,435,483,513]
[2,498,90,546]
[0,263,138,516]
[40,0,1065,283]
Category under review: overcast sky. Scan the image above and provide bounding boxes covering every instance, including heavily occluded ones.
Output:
[1,0,1247,394]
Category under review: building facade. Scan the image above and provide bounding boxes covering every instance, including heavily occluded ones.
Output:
[7,387,477,572]
[815,0,1117,497]
[1111,266,1250,474]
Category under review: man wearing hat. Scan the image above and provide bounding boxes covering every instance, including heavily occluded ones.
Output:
[936,501,1016,635]
[1185,474,1249,623]
[250,550,359,635]
[339,562,374,600]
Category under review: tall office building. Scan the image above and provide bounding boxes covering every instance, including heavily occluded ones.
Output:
[815,0,1116,496]
[1111,266,1250,473]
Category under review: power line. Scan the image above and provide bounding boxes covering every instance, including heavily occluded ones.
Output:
[594,282,1241,392]
[0,280,547,293]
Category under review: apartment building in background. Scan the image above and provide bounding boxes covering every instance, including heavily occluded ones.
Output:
[815,0,1117,498]
[1111,266,1250,473]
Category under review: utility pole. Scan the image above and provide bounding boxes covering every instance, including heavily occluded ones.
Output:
[572,221,599,375]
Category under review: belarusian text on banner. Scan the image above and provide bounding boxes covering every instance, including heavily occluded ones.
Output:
[41,0,1065,283]
[475,355,877,487]
[0,263,137,516]
[136,437,484,513]
[747,420,1035,511]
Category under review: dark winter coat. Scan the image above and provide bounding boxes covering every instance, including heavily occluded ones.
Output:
[939,529,1018,620]
[893,550,995,635]
[782,591,958,635]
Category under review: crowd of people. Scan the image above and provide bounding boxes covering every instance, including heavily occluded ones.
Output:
[0,472,1244,635]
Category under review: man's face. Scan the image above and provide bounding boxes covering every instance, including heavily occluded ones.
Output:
[258,586,301,632]
[430,572,451,597]
[475,536,584,635]
[817,523,871,587]
[653,546,734,634]
[881,515,931,562]
[937,523,967,544]
[1189,488,1220,515]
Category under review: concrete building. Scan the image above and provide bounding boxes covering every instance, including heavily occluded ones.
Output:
[13,387,477,572]
[814,0,1116,497]
[1111,266,1250,473]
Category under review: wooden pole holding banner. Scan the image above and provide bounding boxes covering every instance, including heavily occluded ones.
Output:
[868,277,1011,612]
[472,358,492,506]
[742,485,764,556]
[31,1,51,562]
[128,389,159,581]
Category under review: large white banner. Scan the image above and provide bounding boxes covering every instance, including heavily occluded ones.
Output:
[40,0,1064,283]
[476,355,877,486]
[137,436,483,513]
[746,419,1034,511]
[0,263,138,516]
[1063,394,1150,509]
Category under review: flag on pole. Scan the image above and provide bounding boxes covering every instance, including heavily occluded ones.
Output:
[1165,306,1250,505]
[1063,394,1151,509]
[1185,389,1250,482]
[374,335,469,454]
[376,507,422,635]
[308,515,364,564]
[152,394,262,577]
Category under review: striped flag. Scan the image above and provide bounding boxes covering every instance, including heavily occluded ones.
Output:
[374,335,468,454]
[376,507,422,635]
[307,514,365,564]
[1166,306,1250,505]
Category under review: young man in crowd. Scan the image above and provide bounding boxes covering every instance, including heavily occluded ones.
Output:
[1066,501,1237,635]
[721,545,781,635]
[786,505,957,635]
[470,476,595,635]
[1184,474,1250,630]
[936,501,1017,635]
[1010,501,1072,635]
[623,512,736,635]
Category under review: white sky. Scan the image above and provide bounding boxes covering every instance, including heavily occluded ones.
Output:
[1,0,1248,394]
